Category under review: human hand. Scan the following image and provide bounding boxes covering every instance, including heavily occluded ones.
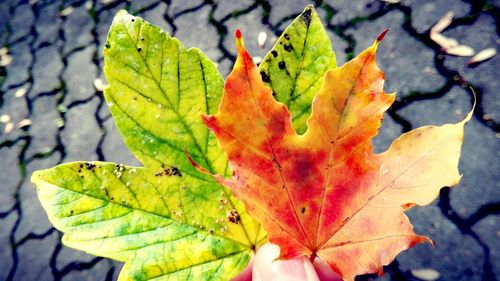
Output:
[232,243,343,281]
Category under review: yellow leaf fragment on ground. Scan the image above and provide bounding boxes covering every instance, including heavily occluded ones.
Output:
[411,268,441,281]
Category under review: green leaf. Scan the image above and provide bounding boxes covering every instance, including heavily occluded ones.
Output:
[259,5,336,134]
[33,163,258,280]
[32,10,265,281]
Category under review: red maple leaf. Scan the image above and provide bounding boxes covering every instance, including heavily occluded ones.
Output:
[195,30,470,280]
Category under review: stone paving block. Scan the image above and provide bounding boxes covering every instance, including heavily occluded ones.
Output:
[267,0,310,26]
[61,97,100,161]
[12,232,60,281]
[472,216,500,277]
[0,213,17,281]
[63,5,94,54]
[0,2,10,42]
[328,0,384,25]
[169,0,205,16]
[34,3,62,46]
[8,3,34,44]
[129,0,160,13]
[347,10,446,94]
[62,46,97,106]
[2,43,31,88]
[31,45,63,96]
[175,5,222,60]
[0,145,21,212]
[25,95,60,159]
[212,0,253,20]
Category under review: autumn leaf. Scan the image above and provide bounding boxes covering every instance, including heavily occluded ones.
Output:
[31,10,266,281]
[201,30,471,280]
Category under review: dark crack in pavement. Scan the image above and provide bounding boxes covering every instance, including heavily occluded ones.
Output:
[0,0,498,280]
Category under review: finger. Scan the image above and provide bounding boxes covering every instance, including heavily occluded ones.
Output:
[313,258,343,281]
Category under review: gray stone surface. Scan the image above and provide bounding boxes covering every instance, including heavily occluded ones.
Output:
[0,1,498,281]
[348,11,446,94]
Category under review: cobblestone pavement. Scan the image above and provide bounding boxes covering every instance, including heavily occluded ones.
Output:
[0,0,498,280]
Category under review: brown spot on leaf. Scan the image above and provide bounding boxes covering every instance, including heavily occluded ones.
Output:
[260,71,270,82]
[301,7,312,26]
[228,210,240,224]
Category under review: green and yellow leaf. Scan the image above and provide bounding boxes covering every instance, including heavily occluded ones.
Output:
[32,10,266,281]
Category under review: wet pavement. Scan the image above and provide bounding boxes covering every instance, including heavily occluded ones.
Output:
[0,0,498,280]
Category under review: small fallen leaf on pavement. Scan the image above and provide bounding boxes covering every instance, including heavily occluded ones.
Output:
[101,0,115,5]
[430,33,458,50]
[431,11,454,34]
[468,48,496,65]
[93,78,106,92]
[446,45,475,56]
[411,268,441,281]
[15,87,27,98]
[0,47,12,66]
[0,114,10,123]
[258,31,267,48]
[4,122,14,134]
[18,119,32,128]
[60,6,74,17]
[380,0,400,4]
[0,47,8,56]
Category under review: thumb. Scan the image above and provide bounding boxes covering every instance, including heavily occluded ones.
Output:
[252,243,319,281]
